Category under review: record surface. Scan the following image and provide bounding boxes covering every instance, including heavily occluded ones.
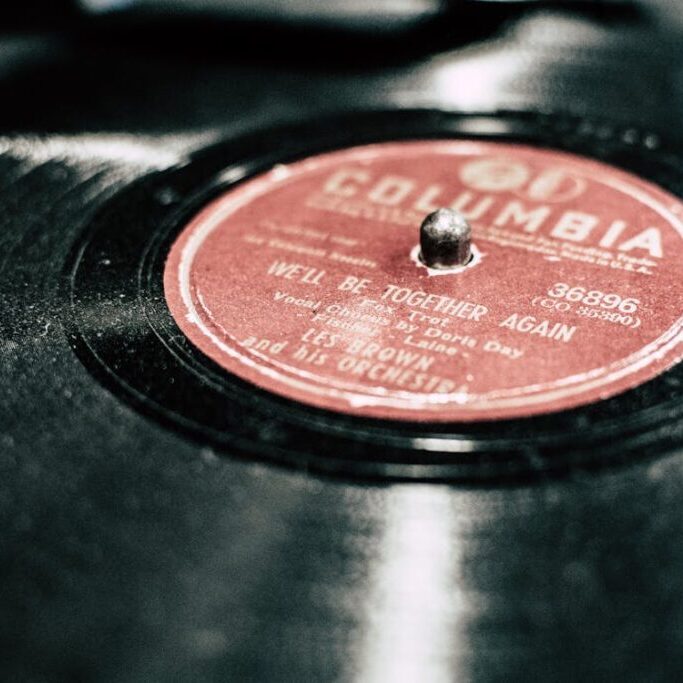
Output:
[4,6,683,682]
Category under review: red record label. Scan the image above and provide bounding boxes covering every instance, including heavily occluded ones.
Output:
[163,141,683,421]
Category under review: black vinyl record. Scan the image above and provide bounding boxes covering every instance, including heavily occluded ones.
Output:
[63,109,683,481]
[4,4,683,681]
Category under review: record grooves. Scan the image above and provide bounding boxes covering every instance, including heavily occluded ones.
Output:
[7,7,683,680]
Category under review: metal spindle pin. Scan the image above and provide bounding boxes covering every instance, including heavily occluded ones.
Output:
[419,208,472,269]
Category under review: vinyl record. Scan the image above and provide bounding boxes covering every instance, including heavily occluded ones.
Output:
[63,110,683,480]
[5,6,683,681]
